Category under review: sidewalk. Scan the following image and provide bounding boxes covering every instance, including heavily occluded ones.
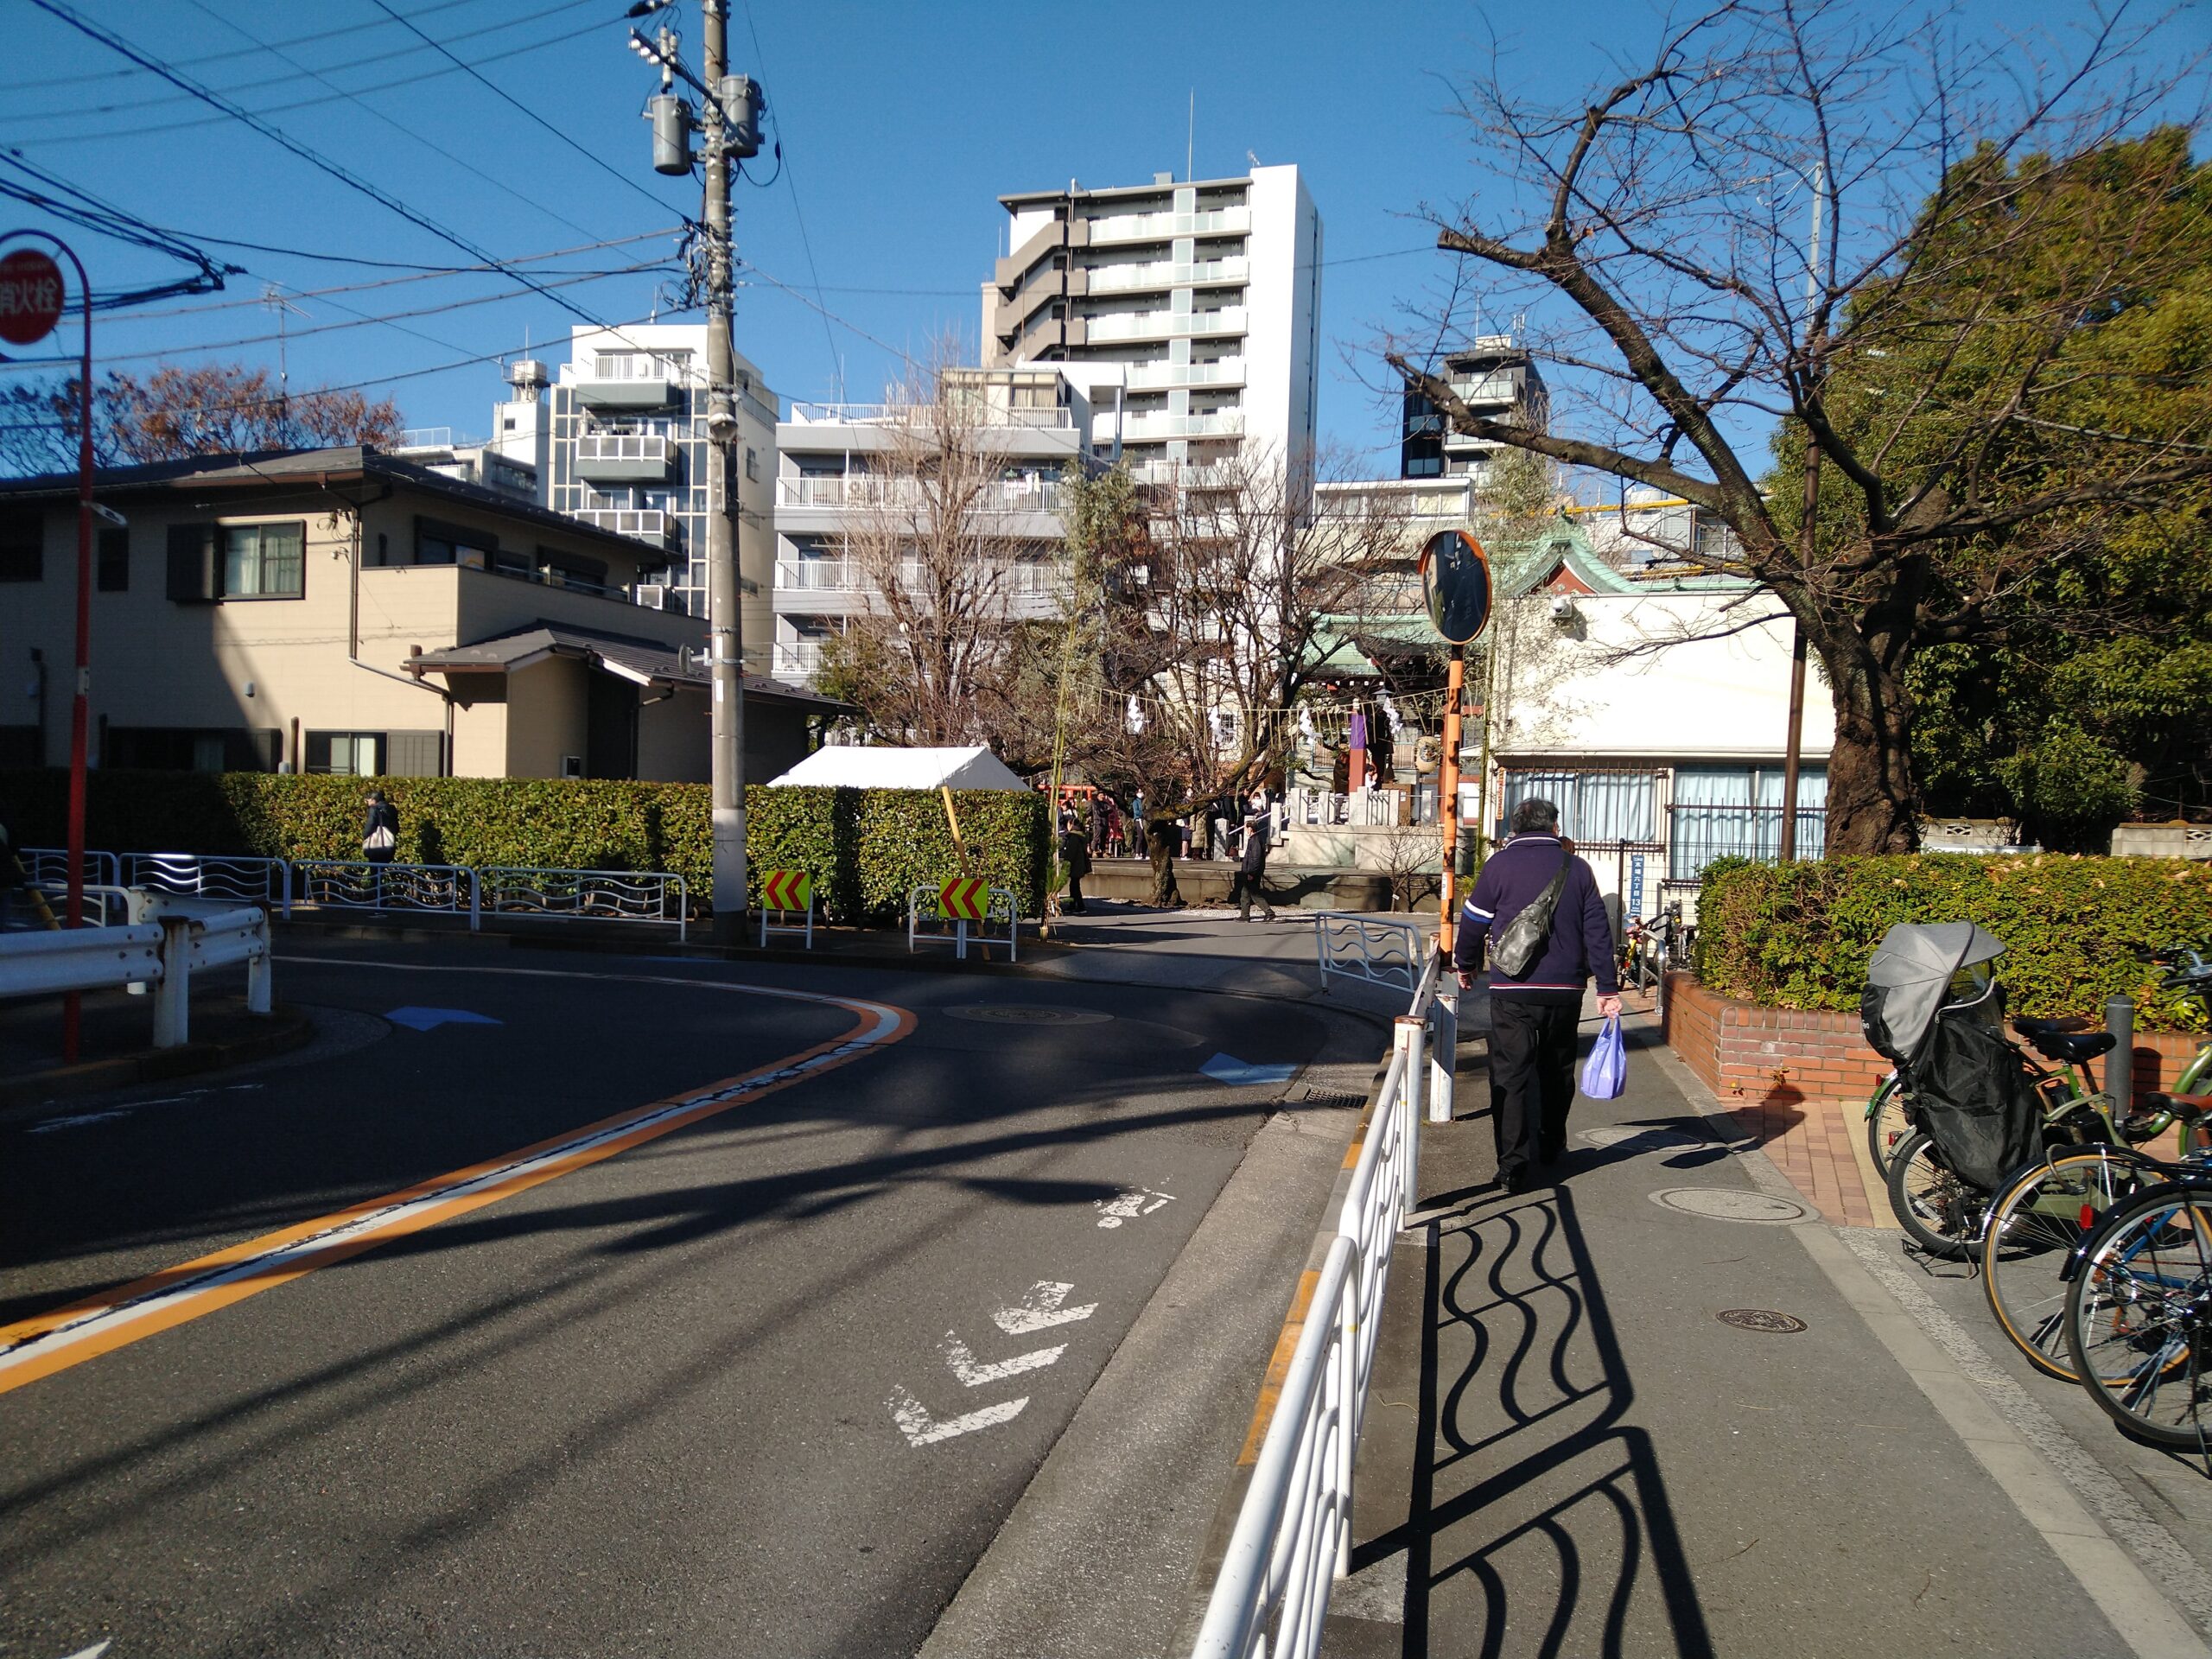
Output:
[1324,1007,2212,1658]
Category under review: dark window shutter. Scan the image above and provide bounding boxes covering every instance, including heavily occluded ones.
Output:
[165,523,218,601]
[386,730,445,777]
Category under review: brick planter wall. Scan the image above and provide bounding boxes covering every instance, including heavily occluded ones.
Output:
[1662,969,2206,1106]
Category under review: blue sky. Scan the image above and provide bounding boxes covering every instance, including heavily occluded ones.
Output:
[3,0,2202,474]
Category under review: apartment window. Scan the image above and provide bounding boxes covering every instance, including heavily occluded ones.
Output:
[96,526,128,591]
[535,548,609,592]
[106,726,280,772]
[0,511,41,582]
[415,516,496,569]
[219,521,304,598]
[306,731,385,776]
[1501,770,1658,844]
[744,447,758,480]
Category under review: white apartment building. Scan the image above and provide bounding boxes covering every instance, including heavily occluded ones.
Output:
[770,367,1092,684]
[982,164,1321,479]
[492,323,780,670]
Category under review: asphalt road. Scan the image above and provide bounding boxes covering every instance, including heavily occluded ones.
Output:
[0,938,1342,1658]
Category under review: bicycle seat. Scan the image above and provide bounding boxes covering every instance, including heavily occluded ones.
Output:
[2142,1093,2212,1128]
[2013,1014,2094,1037]
[2016,1023,2115,1063]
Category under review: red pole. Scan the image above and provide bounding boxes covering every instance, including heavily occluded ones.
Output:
[46,240,93,1062]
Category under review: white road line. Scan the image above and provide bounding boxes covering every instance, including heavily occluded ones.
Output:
[888,1385,1029,1446]
[942,1332,1065,1387]
[993,1281,1096,1335]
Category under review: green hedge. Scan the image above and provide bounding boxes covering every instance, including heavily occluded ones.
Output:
[1696,854,2212,1032]
[0,769,1048,922]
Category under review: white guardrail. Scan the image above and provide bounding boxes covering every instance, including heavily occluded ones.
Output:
[1313,912,1425,993]
[23,851,690,936]
[1191,944,1447,1658]
[0,895,272,1048]
[906,882,1020,962]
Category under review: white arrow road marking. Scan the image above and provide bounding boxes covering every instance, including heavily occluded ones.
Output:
[941,1331,1065,1386]
[887,1385,1028,1446]
[993,1281,1096,1335]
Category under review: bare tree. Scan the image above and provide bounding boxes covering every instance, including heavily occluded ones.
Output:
[1388,2,2212,852]
[817,359,1065,754]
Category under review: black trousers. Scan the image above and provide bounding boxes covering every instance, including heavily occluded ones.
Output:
[1487,996,1581,1179]
[1232,859,1273,918]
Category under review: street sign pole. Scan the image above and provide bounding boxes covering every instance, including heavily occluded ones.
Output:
[1438,645,1465,952]
[1418,529,1492,959]
[2,234,91,1060]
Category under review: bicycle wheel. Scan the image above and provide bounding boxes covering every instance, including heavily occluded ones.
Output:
[1885,1128,1983,1260]
[1981,1144,2158,1381]
[2064,1183,2212,1450]
[1865,1072,1911,1179]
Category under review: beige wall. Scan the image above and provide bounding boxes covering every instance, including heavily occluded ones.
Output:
[501,658,590,779]
[0,479,706,779]
[449,684,509,779]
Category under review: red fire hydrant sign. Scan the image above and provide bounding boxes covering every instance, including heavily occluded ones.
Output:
[0,248,65,346]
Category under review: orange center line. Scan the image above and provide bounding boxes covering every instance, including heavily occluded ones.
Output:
[0,985,917,1397]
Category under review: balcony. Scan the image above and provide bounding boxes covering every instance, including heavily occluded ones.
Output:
[1084,307,1246,344]
[1086,207,1250,245]
[570,371,678,410]
[783,402,1072,431]
[773,640,827,678]
[1086,257,1248,294]
[775,476,1066,514]
[575,431,674,483]
[1120,410,1245,441]
[1124,358,1247,391]
[574,507,671,541]
[1447,372,1523,406]
[775,557,861,592]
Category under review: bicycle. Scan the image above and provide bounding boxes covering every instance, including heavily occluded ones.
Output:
[2063,1169,2212,1452]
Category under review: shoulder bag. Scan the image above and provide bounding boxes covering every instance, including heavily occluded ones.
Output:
[1488,852,1572,978]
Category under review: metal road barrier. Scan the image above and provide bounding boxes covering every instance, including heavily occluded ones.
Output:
[480,867,689,942]
[0,898,271,1049]
[125,852,291,915]
[28,881,137,928]
[19,847,122,890]
[1191,945,1445,1659]
[1313,912,1425,993]
[292,860,481,926]
[906,881,1020,963]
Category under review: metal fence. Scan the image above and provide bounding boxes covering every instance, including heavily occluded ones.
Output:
[125,853,289,912]
[1314,913,1425,993]
[1191,947,1444,1658]
[291,860,481,924]
[479,867,688,940]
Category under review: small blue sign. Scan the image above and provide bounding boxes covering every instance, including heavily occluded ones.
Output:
[1629,855,1646,922]
[385,1007,504,1032]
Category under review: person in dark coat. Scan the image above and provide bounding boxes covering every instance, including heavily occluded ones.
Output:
[1232,788,1277,922]
[1452,796,1621,1193]
[1144,809,1183,907]
[361,789,400,865]
[1058,812,1091,914]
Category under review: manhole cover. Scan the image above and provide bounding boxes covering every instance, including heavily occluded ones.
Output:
[943,1004,1113,1026]
[1648,1187,1810,1224]
[1717,1308,1808,1334]
[1580,1125,1705,1151]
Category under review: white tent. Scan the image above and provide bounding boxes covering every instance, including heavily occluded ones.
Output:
[766,744,1030,791]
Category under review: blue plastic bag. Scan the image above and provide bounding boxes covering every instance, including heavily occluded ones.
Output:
[1580,1014,1626,1100]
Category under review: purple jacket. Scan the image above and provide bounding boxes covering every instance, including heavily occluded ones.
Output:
[1452,834,1618,1001]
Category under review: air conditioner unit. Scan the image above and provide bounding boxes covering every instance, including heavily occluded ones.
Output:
[635,583,671,610]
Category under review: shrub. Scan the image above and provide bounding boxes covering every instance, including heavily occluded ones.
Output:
[0,769,1049,921]
[1696,853,2212,1031]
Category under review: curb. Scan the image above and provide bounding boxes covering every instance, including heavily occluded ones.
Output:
[0,1002,316,1110]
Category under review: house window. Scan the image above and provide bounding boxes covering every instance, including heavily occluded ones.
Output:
[96,526,128,592]
[0,511,41,582]
[1668,766,1829,879]
[220,521,305,598]
[305,731,385,776]
[415,516,496,569]
[1501,770,1657,844]
[744,447,758,480]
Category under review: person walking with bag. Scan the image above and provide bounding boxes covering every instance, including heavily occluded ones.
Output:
[1232,788,1277,922]
[1058,811,1092,915]
[361,789,400,865]
[1453,796,1620,1193]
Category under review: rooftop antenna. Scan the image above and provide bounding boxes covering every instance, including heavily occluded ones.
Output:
[1186,89,1194,181]
[261,283,308,416]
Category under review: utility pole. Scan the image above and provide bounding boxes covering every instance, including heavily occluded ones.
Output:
[632,0,762,940]
[1779,160,1824,862]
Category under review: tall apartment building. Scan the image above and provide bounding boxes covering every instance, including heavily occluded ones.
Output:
[1399,336,1550,485]
[769,367,1092,684]
[493,323,780,670]
[982,164,1320,480]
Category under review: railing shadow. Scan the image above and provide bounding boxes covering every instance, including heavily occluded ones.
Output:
[1357,1185,1713,1658]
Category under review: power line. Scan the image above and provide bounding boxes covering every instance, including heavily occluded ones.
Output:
[734,0,841,395]
[365,0,680,217]
[3,0,605,124]
[29,0,652,347]
[0,0,483,92]
[174,0,605,245]
[16,9,622,148]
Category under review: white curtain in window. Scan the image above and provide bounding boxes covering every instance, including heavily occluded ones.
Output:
[1501,771,1656,843]
[1669,766,1828,877]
